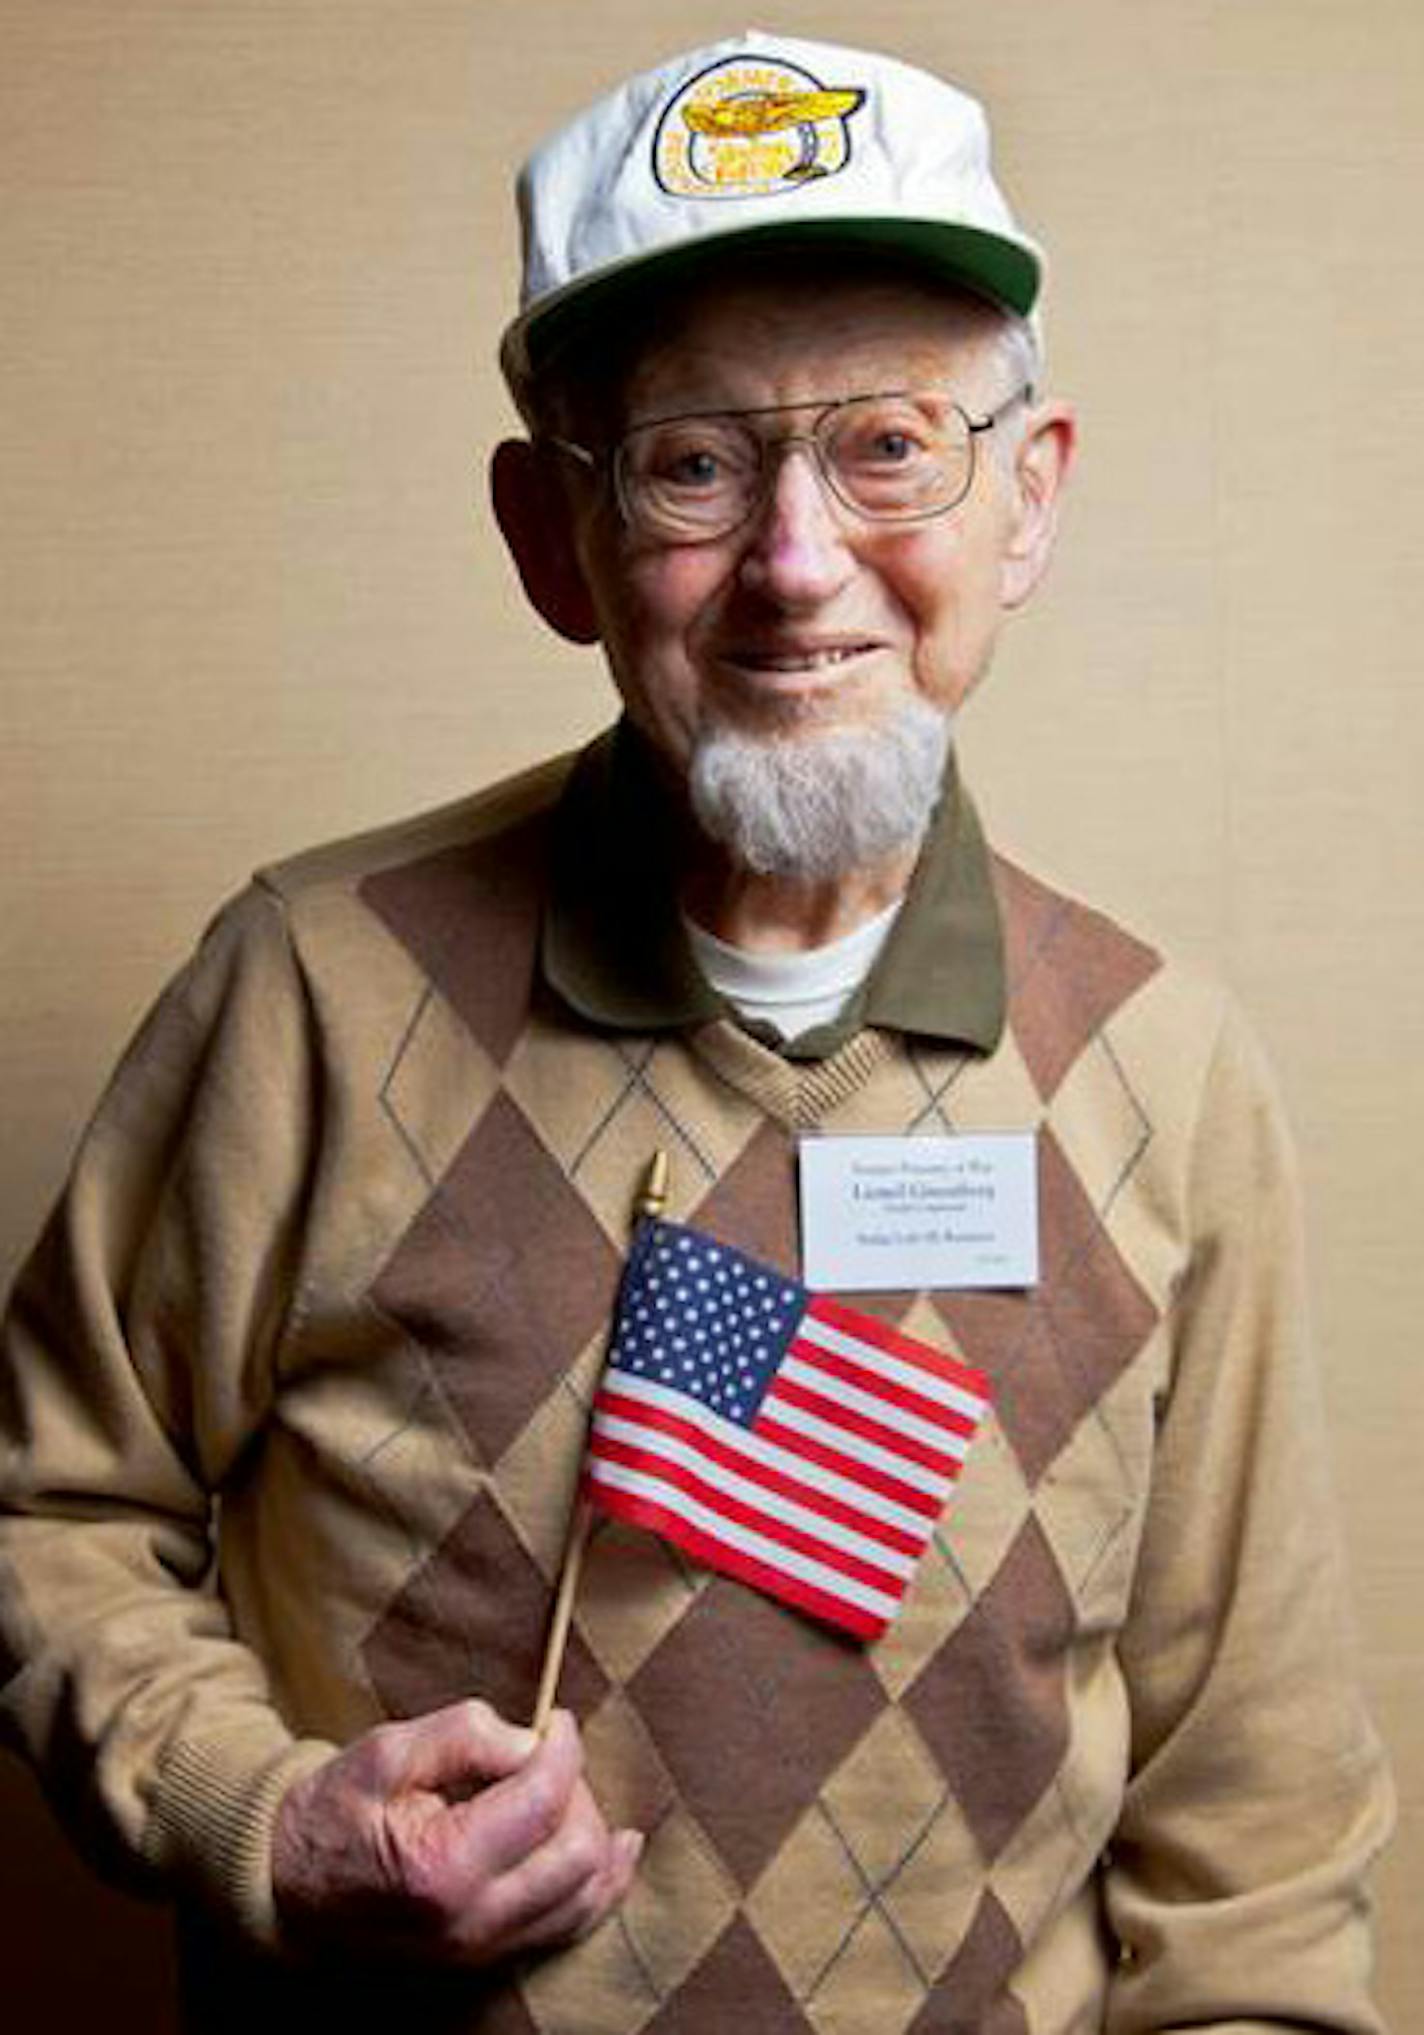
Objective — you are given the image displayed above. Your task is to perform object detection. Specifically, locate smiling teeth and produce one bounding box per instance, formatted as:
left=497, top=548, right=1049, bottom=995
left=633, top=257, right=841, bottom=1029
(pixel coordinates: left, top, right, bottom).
left=746, top=646, right=866, bottom=671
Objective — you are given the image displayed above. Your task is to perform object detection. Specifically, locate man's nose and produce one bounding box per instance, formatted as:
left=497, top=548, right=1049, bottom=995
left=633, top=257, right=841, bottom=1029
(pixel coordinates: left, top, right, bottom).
left=736, top=443, right=857, bottom=605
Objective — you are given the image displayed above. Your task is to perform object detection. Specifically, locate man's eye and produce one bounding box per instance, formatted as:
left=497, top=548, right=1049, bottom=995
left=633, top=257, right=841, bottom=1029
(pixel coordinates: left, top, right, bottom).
left=633, top=426, right=748, bottom=492
left=868, top=430, right=915, bottom=463
left=838, top=413, right=935, bottom=470
left=660, top=446, right=725, bottom=488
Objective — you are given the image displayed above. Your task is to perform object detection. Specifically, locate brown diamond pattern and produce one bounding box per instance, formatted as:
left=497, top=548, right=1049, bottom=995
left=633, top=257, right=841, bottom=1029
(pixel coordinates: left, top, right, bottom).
left=689, top=1118, right=800, bottom=1277
left=903, top=1518, right=1075, bottom=1865
left=744, top=1795, right=881, bottom=2004
left=620, top=1801, right=739, bottom=2007
left=994, top=854, right=1160, bottom=1104
left=362, top=1488, right=607, bottom=1726
left=819, top=1704, right=947, bottom=1889
left=361, top=814, right=549, bottom=1069
left=907, top=1891, right=1028, bottom=2033
left=373, top=1089, right=621, bottom=1465
left=935, top=1127, right=1157, bottom=1487
left=643, top=1917, right=807, bottom=2035
left=688, top=1118, right=914, bottom=1328
left=878, top=1788, right=988, bottom=1984
left=520, top=1897, right=662, bottom=2033
left=627, top=1578, right=883, bottom=1893
left=574, top=1515, right=708, bottom=1688
left=987, top=1751, right=1093, bottom=1955
left=802, top=1900, right=930, bottom=2033
left=872, top=1529, right=977, bottom=1702
left=581, top=1685, right=680, bottom=1841
left=502, top=1012, right=651, bottom=1182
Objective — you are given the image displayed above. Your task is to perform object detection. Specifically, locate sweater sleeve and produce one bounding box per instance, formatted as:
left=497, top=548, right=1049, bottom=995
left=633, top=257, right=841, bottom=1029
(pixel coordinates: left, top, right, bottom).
left=1102, top=1000, right=1394, bottom=2033
left=0, top=886, right=338, bottom=1946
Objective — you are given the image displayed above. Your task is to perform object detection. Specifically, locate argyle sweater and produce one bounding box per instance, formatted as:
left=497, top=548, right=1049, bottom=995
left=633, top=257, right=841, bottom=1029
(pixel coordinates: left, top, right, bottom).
left=0, top=746, right=1391, bottom=2034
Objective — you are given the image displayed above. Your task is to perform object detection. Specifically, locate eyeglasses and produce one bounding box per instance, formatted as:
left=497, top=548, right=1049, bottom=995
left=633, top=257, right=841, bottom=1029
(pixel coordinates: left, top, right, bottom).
left=550, top=385, right=1030, bottom=545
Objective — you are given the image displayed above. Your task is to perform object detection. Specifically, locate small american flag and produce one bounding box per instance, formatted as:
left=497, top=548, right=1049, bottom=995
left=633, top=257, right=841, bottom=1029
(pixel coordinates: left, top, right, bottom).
left=584, top=1216, right=992, bottom=1641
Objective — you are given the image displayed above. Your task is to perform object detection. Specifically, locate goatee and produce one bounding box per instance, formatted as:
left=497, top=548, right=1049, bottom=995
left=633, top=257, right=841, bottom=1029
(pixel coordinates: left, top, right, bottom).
left=687, top=694, right=952, bottom=882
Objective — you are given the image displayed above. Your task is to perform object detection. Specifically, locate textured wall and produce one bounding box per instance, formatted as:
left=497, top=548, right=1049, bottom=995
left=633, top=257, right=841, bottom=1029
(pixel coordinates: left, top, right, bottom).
left=2, top=1, right=1419, bottom=2023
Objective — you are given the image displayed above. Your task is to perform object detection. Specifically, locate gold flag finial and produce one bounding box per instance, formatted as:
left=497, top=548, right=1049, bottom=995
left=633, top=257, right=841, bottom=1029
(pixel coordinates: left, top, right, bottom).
left=636, top=1148, right=669, bottom=1221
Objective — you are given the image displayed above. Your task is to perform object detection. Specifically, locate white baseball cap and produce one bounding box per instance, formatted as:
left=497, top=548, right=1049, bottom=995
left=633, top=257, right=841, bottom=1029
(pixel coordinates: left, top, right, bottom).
left=500, top=30, right=1043, bottom=398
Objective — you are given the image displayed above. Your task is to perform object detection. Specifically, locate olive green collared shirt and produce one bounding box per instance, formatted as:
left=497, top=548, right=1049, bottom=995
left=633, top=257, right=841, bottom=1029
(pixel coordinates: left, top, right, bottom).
left=542, top=721, right=1005, bottom=1062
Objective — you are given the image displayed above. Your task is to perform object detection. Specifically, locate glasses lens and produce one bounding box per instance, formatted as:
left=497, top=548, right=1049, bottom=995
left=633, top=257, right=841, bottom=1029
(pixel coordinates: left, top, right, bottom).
left=619, top=416, right=760, bottom=540
left=822, top=395, right=972, bottom=518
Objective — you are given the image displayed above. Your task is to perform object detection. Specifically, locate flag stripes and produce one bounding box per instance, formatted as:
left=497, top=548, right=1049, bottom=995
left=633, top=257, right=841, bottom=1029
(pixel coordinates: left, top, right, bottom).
left=773, top=1362, right=970, bottom=1478
left=594, top=1374, right=936, bottom=1537
left=795, top=1302, right=991, bottom=1426
left=752, top=1407, right=944, bottom=1517
left=593, top=1486, right=891, bottom=1641
left=589, top=1448, right=908, bottom=1598
left=755, top=1386, right=955, bottom=1496
left=591, top=1390, right=922, bottom=1561
left=587, top=1467, right=902, bottom=1631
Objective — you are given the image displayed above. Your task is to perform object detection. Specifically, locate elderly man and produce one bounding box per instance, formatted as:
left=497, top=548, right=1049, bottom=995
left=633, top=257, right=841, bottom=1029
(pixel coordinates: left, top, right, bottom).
left=0, top=31, right=1391, bottom=2035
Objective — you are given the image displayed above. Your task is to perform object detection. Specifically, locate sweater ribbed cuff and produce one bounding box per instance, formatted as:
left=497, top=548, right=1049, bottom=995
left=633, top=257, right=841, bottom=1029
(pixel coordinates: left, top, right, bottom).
left=143, top=1726, right=337, bottom=1948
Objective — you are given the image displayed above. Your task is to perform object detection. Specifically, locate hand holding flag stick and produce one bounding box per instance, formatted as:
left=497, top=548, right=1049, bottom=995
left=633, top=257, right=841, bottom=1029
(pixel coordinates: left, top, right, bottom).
left=532, top=1149, right=669, bottom=1732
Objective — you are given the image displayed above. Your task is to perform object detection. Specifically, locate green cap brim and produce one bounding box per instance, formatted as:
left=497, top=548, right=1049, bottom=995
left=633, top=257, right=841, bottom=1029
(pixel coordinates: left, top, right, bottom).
left=502, top=215, right=1042, bottom=393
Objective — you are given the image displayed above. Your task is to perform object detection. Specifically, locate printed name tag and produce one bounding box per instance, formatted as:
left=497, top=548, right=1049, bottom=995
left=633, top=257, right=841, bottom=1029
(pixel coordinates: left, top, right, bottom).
left=798, top=1133, right=1039, bottom=1293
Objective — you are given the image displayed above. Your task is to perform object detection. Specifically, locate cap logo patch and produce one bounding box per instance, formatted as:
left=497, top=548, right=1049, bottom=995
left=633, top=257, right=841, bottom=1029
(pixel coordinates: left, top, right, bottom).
left=653, top=52, right=865, bottom=200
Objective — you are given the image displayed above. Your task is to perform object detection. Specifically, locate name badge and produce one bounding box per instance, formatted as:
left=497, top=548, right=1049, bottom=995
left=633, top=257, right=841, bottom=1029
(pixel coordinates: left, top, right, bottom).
left=798, top=1132, right=1039, bottom=1293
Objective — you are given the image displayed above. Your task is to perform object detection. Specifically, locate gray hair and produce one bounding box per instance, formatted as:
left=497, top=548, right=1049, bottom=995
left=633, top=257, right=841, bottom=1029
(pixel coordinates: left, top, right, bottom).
left=994, top=311, right=1043, bottom=400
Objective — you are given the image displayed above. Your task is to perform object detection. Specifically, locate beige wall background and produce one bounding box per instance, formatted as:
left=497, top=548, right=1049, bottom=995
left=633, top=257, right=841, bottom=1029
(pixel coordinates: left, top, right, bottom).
left=2, top=1, right=1419, bottom=2024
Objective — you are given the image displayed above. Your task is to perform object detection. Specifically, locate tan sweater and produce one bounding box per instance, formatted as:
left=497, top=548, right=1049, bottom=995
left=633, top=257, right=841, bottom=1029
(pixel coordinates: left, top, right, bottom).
left=0, top=737, right=1392, bottom=2032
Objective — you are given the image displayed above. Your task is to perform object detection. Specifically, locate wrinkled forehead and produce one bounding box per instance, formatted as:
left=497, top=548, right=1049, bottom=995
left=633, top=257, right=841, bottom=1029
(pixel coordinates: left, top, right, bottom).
left=531, top=247, right=1009, bottom=432
left=639, top=274, right=1003, bottom=411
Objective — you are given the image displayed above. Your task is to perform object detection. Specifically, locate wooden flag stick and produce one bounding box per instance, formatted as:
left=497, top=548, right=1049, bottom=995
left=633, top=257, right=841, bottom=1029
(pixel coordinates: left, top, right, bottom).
left=531, top=1149, right=669, bottom=1733
left=531, top=1497, right=593, bottom=1733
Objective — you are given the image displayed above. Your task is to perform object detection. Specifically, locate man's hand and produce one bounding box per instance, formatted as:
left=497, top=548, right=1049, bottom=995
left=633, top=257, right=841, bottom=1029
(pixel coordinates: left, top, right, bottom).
left=271, top=1700, right=642, bottom=1966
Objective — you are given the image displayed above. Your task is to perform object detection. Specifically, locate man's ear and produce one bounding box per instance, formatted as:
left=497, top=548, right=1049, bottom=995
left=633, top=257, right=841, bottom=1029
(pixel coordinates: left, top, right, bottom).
left=999, top=400, right=1077, bottom=612
left=490, top=438, right=601, bottom=645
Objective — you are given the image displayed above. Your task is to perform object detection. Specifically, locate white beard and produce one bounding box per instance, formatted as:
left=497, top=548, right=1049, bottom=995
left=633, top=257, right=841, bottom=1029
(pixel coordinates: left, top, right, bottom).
left=687, top=694, right=952, bottom=882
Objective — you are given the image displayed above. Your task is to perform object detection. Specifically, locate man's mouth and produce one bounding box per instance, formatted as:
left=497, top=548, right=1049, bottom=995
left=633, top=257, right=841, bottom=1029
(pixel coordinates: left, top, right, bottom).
left=725, top=640, right=879, bottom=677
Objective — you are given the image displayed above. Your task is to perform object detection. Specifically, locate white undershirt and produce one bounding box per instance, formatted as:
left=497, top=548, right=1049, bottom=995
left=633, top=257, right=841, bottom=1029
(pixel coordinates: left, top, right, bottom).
left=683, top=898, right=903, bottom=1040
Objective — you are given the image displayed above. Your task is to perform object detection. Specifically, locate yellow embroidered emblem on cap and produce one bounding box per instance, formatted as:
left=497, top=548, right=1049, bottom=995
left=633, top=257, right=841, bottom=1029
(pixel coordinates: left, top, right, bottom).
left=654, top=55, right=865, bottom=199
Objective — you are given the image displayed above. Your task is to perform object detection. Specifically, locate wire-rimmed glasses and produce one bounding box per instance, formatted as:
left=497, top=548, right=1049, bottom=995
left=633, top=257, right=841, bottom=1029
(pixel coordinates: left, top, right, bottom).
left=551, top=385, right=1030, bottom=544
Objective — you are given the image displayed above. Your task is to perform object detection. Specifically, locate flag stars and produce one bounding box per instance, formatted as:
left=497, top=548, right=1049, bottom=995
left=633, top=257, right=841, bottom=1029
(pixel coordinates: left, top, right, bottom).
left=608, top=1222, right=808, bottom=1420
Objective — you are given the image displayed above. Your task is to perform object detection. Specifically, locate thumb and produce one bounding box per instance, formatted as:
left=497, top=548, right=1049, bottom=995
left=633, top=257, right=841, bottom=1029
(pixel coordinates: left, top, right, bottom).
left=377, top=1699, right=540, bottom=1799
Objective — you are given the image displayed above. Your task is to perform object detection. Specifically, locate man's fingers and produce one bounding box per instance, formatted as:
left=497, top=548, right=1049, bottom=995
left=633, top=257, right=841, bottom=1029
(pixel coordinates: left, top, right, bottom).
left=436, top=1709, right=585, bottom=1878
left=453, top=1824, right=644, bottom=1962
left=361, top=1698, right=539, bottom=1800
left=503, top=1825, right=644, bottom=1955
left=274, top=1702, right=641, bottom=1969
